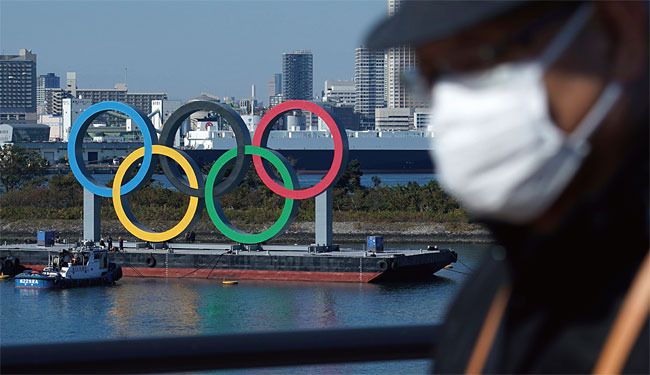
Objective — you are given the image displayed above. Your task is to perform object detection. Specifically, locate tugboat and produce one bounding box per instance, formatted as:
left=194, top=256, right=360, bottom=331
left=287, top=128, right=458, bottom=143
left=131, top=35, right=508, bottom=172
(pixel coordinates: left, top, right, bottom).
left=15, top=247, right=122, bottom=289
left=0, top=253, right=27, bottom=279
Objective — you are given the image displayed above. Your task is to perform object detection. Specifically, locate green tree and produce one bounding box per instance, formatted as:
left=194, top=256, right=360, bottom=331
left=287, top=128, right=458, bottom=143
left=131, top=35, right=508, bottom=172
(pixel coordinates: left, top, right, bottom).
left=0, top=145, right=48, bottom=193
left=335, top=159, right=363, bottom=193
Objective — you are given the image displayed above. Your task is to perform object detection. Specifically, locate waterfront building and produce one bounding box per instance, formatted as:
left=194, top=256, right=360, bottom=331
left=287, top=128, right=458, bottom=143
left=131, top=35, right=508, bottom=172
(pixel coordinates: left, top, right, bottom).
left=323, top=80, right=355, bottom=106
left=286, top=112, right=307, bottom=131
left=150, top=100, right=184, bottom=146
left=282, top=50, right=313, bottom=101
left=62, top=98, right=92, bottom=141
left=413, top=110, right=431, bottom=130
left=37, top=73, right=60, bottom=114
left=241, top=114, right=262, bottom=131
left=39, top=114, right=64, bottom=141
left=375, top=107, right=413, bottom=131
left=0, top=123, right=50, bottom=144
left=354, top=46, right=385, bottom=130
left=0, top=49, right=37, bottom=123
left=385, top=0, right=422, bottom=110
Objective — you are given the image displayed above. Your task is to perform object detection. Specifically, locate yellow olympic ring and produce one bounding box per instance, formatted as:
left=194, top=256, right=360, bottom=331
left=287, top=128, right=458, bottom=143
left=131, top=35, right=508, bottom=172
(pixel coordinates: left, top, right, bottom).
left=112, top=145, right=200, bottom=242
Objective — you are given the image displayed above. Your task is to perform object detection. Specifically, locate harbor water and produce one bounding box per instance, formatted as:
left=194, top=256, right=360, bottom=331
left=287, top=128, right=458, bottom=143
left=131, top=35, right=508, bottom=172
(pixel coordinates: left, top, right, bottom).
left=0, top=243, right=488, bottom=374
left=88, top=173, right=438, bottom=189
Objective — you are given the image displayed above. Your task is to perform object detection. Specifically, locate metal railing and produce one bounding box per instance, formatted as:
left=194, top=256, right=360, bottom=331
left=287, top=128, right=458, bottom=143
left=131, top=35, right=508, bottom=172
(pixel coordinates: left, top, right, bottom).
left=1, top=324, right=439, bottom=374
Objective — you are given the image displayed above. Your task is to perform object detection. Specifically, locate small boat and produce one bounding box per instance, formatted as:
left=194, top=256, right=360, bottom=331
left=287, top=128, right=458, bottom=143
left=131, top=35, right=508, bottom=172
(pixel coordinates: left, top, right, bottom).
left=15, top=248, right=122, bottom=289
left=222, top=280, right=238, bottom=285
left=0, top=254, right=26, bottom=277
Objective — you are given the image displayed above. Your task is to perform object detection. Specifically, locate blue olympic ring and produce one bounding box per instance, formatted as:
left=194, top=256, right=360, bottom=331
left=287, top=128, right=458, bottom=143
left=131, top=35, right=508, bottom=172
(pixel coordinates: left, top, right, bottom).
left=67, top=101, right=158, bottom=197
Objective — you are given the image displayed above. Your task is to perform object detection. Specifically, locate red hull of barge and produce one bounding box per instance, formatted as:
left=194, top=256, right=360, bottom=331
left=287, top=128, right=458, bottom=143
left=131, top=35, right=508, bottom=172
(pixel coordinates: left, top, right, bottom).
left=23, top=264, right=382, bottom=282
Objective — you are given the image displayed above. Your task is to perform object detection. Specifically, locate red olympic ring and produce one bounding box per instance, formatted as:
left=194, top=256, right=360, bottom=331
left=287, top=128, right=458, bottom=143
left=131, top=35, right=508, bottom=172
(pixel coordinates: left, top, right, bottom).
left=252, top=100, right=346, bottom=200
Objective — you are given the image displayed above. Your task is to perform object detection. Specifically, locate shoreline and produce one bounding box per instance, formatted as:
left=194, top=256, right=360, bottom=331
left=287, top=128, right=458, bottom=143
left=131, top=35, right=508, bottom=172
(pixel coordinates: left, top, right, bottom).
left=0, top=219, right=492, bottom=245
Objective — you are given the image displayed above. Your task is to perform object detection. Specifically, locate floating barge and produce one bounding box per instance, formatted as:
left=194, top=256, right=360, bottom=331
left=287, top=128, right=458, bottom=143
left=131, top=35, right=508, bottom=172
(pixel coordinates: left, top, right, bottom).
left=0, top=244, right=457, bottom=283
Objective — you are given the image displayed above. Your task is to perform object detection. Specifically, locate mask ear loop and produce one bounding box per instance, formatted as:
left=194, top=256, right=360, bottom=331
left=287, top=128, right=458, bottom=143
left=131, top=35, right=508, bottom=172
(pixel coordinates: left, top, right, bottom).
left=540, top=4, right=622, bottom=155
left=539, top=4, right=594, bottom=68
left=567, top=82, right=623, bottom=154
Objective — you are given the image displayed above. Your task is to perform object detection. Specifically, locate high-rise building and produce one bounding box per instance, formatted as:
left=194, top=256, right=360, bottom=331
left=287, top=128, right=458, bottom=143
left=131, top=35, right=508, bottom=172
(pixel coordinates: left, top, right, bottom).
left=0, top=49, right=37, bottom=122
left=281, top=50, right=313, bottom=101
left=385, top=0, right=419, bottom=109
left=37, top=73, right=60, bottom=112
left=323, top=80, right=355, bottom=106
left=44, top=88, right=70, bottom=116
left=354, top=46, right=385, bottom=130
left=268, top=73, right=282, bottom=104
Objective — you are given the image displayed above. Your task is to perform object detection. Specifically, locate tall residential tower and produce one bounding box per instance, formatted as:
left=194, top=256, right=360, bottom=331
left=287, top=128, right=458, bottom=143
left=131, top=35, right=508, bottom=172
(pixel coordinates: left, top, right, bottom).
left=281, top=50, right=313, bottom=101
left=385, top=0, right=418, bottom=109
left=354, top=46, right=385, bottom=130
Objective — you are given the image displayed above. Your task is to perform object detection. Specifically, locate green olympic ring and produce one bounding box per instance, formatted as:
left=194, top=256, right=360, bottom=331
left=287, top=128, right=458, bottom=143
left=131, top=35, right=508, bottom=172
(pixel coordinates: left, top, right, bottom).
left=205, top=145, right=300, bottom=244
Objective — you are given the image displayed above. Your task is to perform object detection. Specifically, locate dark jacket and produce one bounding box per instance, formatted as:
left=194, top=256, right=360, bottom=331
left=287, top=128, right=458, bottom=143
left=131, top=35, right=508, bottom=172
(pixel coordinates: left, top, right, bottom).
left=434, top=125, right=649, bottom=373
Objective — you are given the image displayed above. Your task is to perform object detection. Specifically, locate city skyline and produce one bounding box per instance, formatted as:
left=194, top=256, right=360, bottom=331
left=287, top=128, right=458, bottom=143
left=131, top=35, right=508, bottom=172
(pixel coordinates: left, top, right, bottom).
left=1, top=1, right=386, bottom=102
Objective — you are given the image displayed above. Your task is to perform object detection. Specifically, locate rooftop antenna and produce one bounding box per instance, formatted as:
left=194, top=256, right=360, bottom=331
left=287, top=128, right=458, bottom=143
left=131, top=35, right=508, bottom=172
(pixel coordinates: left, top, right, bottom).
left=124, top=67, right=128, bottom=88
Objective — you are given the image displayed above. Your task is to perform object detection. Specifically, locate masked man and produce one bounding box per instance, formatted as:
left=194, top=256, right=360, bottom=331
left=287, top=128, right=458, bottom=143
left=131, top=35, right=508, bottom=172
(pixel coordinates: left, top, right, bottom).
left=366, top=1, right=648, bottom=373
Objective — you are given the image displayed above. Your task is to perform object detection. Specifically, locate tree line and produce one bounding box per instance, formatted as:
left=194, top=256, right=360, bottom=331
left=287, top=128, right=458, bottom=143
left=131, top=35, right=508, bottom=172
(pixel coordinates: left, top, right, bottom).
left=0, top=145, right=468, bottom=225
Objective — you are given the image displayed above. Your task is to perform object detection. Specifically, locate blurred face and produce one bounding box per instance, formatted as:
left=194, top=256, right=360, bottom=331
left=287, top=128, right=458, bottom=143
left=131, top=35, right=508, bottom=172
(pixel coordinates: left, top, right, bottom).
left=415, top=1, right=648, bottom=230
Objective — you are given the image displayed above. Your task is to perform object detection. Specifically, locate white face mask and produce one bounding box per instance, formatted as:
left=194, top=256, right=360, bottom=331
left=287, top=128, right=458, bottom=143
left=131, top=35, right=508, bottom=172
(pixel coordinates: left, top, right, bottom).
left=428, top=4, right=622, bottom=224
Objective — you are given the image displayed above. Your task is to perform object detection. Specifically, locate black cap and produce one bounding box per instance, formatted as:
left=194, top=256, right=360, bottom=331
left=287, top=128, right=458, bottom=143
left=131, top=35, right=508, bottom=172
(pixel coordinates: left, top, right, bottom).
left=365, top=0, right=528, bottom=50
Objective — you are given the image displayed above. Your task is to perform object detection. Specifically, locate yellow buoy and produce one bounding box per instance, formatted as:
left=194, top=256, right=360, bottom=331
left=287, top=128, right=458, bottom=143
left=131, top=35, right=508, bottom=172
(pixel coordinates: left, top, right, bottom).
left=222, top=280, right=238, bottom=285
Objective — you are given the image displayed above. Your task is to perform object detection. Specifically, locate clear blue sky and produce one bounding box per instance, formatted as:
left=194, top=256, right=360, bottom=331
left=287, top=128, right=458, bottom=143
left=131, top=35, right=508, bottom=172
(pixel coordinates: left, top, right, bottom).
left=1, top=0, right=386, bottom=103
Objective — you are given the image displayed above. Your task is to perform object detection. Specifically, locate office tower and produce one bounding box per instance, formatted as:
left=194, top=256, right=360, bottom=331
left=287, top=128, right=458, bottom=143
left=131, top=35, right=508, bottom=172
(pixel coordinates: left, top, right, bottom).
left=354, top=46, right=385, bottom=130
left=0, top=49, right=37, bottom=122
left=281, top=50, right=313, bottom=101
left=323, top=80, right=355, bottom=106
left=268, top=73, right=282, bottom=103
left=385, top=0, right=419, bottom=109
left=37, top=73, right=60, bottom=112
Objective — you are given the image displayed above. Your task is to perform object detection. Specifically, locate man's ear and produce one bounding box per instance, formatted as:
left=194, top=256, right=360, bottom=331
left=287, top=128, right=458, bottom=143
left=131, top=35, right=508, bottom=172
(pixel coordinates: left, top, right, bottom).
left=597, top=1, right=648, bottom=82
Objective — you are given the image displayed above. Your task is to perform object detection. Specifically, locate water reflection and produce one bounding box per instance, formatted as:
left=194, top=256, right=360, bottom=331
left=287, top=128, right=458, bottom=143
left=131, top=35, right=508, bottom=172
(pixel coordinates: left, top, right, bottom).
left=106, top=279, right=202, bottom=338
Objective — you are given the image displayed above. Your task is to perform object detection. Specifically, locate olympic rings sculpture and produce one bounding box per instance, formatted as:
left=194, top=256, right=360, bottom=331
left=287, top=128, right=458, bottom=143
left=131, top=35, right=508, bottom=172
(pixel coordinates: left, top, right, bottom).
left=68, top=100, right=349, bottom=244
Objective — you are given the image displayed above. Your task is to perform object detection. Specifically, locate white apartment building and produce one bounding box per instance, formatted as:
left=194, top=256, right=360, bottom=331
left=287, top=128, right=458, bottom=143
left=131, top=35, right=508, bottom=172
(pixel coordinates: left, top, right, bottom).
left=375, top=107, right=413, bottom=131
left=62, top=98, right=92, bottom=141
left=413, top=109, right=431, bottom=131
left=323, top=80, right=355, bottom=106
